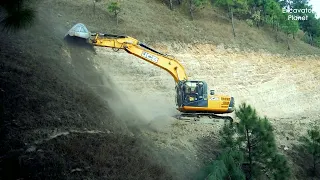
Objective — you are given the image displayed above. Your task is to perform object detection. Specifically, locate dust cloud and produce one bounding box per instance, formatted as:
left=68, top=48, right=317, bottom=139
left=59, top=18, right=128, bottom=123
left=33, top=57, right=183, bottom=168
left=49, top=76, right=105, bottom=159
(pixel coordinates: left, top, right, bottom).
left=97, top=70, right=178, bottom=133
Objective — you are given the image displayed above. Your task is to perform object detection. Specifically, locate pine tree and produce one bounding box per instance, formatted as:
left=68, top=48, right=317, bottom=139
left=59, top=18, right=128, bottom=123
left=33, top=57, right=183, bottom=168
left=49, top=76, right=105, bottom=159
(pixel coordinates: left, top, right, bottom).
left=0, top=0, right=36, bottom=32
left=235, top=103, right=291, bottom=179
left=107, top=1, right=121, bottom=25
left=271, top=153, right=291, bottom=180
left=219, top=120, right=238, bottom=150
left=279, top=13, right=299, bottom=50
left=299, top=125, right=320, bottom=177
left=188, top=0, right=208, bottom=20
left=214, top=0, right=248, bottom=37
left=198, top=149, right=245, bottom=180
left=219, top=150, right=245, bottom=180
left=200, top=103, right=291, bottom=179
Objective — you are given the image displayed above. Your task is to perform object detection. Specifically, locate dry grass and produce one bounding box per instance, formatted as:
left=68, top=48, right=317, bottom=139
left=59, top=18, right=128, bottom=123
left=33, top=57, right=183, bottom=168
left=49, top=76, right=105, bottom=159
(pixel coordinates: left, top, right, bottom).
left=48, top=0, right=320, bottom=55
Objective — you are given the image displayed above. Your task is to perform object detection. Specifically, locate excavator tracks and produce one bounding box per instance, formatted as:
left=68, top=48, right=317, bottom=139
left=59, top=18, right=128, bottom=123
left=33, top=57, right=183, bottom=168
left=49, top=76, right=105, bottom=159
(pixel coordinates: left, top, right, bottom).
left=173, top=113, right=233, bottom=124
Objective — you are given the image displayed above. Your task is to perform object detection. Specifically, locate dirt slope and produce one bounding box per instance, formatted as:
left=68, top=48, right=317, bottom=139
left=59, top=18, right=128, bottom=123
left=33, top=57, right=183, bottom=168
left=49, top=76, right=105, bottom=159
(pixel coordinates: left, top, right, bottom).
left=0, top=2, right=179, bottom=180
left=94, top=42, right=320, bottom=176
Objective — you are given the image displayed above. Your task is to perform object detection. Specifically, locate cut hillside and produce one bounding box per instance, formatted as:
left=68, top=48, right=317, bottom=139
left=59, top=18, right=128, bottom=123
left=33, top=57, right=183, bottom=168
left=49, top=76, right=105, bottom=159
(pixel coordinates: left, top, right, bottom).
left=95, top=42, right=320, bottom=179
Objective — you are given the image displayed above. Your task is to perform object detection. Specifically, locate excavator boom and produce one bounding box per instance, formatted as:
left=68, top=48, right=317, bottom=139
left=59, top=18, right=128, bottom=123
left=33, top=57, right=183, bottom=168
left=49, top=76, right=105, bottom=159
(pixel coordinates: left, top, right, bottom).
left=66, top=23, right=235, bottom=122
left=89, top=33, right=188, bottom=82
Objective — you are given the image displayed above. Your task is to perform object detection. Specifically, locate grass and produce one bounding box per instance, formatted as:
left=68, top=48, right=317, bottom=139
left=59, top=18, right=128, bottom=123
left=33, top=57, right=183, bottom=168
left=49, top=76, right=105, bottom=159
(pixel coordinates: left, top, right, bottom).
left=49, top=0, right=320, bottom=55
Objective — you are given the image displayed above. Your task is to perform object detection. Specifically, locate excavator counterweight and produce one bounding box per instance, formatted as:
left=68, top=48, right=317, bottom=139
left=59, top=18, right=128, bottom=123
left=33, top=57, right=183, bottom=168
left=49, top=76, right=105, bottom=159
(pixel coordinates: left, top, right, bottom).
left=66, top=23, right=235, bottom=122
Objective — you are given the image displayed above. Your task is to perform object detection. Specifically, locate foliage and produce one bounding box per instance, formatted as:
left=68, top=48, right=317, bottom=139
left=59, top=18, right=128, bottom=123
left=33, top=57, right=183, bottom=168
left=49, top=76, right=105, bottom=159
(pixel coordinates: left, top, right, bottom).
left=0, top=0, right=36, bottom=32
left=160, top=0, right=320, bottom=47
left=107, top=1, right=121, bottom=25
left=206, top=150, right=245, bottom=180
left=280, top=13, right=299, bottom=35
left=188, top=0, right=209, bottom=20
left=271, top=153, right=291, bottom=180
left=107, top=1, right=121, bottom=16
left=196, top=149, right=245, bottom=180
left=246, top=19, right=254, bottom=27
left=200, top=103, right=291, bottom=180
left=298, top=125, right=320, bottom=177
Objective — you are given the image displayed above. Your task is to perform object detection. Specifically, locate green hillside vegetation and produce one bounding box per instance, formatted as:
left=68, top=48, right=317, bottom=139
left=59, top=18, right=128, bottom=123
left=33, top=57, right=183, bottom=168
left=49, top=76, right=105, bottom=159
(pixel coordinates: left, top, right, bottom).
left=161, top=0, right=320, bottom=51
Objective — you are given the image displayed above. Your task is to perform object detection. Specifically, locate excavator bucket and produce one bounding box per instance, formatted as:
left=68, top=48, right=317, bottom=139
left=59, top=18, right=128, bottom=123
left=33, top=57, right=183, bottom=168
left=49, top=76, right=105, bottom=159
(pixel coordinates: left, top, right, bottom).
left=66, top=23, right=91, bottom=39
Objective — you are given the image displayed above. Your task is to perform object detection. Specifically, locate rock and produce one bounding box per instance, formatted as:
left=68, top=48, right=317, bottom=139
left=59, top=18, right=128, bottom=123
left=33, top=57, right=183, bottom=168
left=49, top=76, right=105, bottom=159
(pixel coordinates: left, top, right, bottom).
left=26, top=146, right=36, bottom=152
left=71, top=168, right=83, bottom=173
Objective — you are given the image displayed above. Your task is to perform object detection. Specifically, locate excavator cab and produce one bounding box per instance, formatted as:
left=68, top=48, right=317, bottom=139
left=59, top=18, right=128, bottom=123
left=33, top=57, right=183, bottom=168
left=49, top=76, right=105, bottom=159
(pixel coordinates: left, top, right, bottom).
left=175, top=81, right=208, bottom=109
left=176, top=80, right=234, bottom=114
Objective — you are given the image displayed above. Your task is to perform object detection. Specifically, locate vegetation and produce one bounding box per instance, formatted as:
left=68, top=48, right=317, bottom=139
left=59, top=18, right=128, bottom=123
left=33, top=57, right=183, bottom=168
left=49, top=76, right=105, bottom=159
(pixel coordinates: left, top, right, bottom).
left=161, top=0, right=320, bottom=48
left=198, top=103, right=291, bottom=179
left=188, top=0, right=209, bottom=20
left=298, top=125, right=320, bottom=178
left=107, top=1, right=121, bottom=25
left=214, top=0, right=248, bottom=37
left=0, top=0, right=36, bottom=32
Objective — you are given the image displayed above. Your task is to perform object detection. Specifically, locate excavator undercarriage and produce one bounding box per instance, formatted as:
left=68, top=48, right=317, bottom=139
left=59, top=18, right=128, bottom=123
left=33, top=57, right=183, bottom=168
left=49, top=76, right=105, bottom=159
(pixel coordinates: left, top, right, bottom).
left=174, top=113, right=233, bottom=123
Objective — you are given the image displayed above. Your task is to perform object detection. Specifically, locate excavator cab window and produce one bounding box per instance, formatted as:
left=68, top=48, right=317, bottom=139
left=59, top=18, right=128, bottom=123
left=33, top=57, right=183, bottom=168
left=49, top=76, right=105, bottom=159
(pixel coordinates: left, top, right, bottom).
left=176, top=81, right=208, bottom=108
left=183, top=81, right=205, bottom=102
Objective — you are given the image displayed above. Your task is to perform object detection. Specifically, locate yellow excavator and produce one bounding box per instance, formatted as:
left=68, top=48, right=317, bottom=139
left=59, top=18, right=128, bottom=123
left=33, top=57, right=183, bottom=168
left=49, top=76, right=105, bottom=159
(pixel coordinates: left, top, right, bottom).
left=66, top=23, right=235, bottom=121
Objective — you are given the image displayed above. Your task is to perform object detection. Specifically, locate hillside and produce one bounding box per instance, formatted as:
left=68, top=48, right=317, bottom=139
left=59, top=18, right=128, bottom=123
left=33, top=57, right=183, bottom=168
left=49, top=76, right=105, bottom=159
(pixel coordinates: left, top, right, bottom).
left=50, top=0, right=320, bottom=55
left=1, top=0, right=320, bottom=179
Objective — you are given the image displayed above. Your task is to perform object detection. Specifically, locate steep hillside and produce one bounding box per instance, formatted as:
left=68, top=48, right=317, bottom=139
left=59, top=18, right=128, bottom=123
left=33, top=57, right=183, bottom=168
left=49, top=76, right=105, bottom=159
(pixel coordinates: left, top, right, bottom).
left=0, top=2, right=181, bottom=179
left=49, top=0, right=320, bottom=55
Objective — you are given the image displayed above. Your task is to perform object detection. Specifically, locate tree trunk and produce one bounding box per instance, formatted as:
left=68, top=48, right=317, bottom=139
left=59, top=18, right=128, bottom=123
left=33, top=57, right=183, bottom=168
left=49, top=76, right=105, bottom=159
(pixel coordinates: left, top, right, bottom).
left=114, top=11, right=119, bottom=25
left=309, top=33, right=313, bottom=46
left=116, top=14, right=118, bottom=25
left=93, top=0, right=96, bottom=15
left=313, top=152, right=316, bottom=177
left=0, top=88, right=4, bottom=130
left=287, top=33, right=290, bottom=50
left=272, top=17, right=275, bottom=30
left=169, top=0, right=173, bottom=10
left=275, top=24, right=279, bottom=42
left=246, top=128, right=252, bottom=180
left=230, top=6, right=236, bottom=38
left=189, top=0, right=194, bottom=20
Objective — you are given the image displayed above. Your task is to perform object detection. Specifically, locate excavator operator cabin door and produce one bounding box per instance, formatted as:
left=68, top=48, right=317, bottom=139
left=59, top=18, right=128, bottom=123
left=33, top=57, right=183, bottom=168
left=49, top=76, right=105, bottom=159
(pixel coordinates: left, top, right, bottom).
left=175, top=82, right=184, bottom=108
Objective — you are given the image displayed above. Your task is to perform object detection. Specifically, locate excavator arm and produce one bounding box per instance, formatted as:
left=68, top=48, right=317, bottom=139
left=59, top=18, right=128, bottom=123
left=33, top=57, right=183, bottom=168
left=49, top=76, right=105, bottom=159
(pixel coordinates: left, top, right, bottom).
left=89, top=32, right=188, bottom=82
left=66, top=23, right=235, bottom=121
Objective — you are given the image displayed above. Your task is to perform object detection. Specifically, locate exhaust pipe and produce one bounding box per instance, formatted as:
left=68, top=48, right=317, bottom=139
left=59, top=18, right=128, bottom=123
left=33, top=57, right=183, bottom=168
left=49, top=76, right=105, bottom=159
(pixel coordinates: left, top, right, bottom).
left=65, top=23, right=91, bottom=39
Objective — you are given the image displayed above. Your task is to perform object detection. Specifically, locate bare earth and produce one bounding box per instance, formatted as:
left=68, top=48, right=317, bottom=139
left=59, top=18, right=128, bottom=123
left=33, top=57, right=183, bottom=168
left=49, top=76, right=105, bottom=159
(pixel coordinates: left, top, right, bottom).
left=93, top=43, right=320, bottom=158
